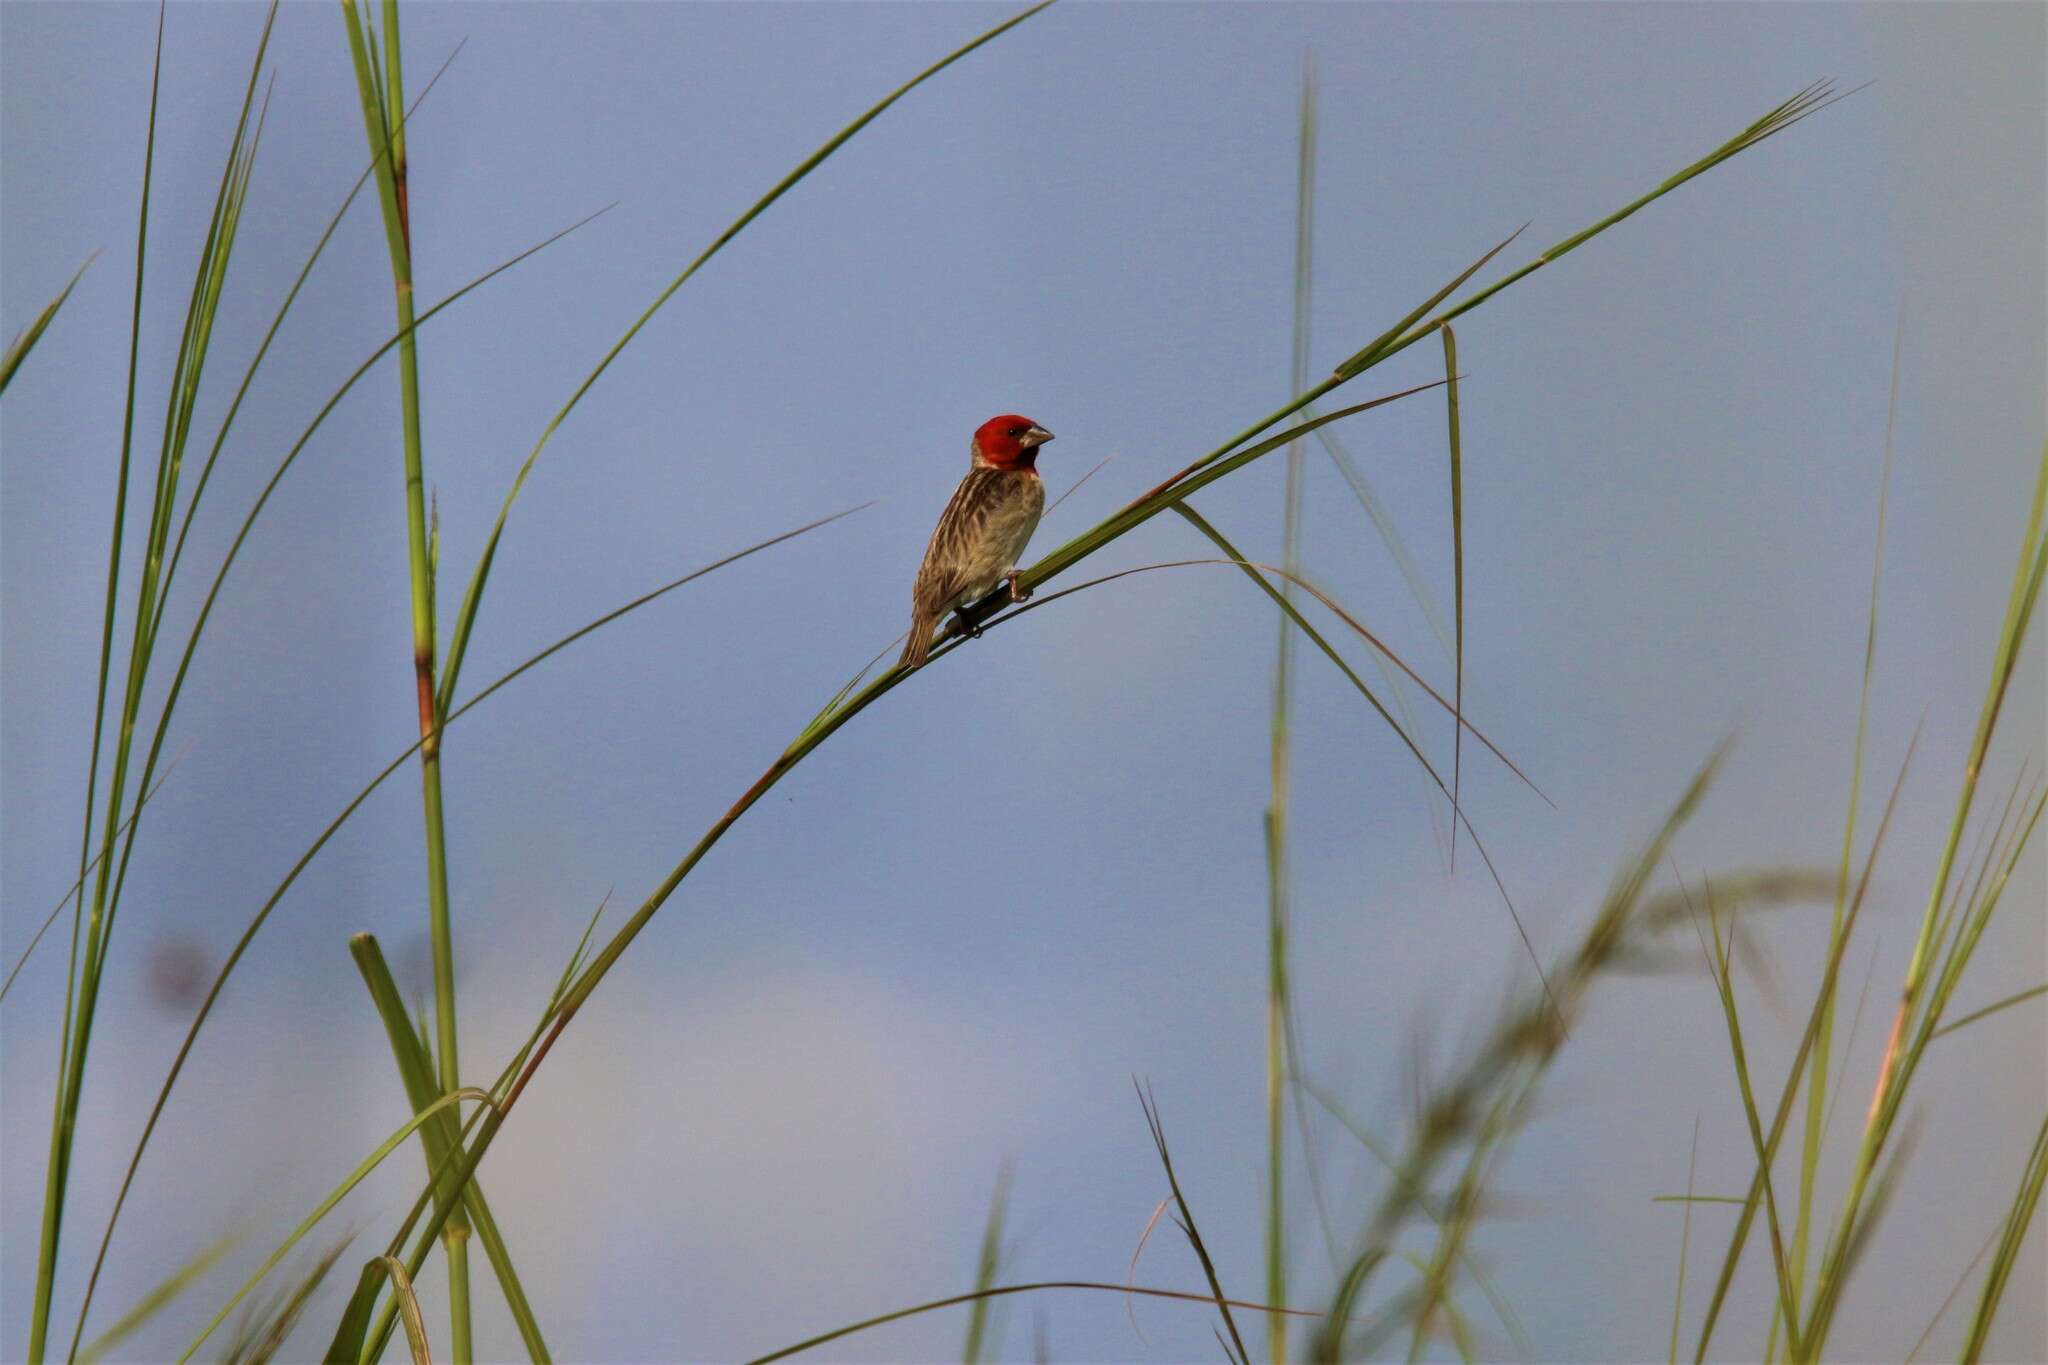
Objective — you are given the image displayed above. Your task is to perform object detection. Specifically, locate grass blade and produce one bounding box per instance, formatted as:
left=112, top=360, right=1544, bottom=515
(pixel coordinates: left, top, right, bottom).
left=1374, top=84, right=1851, bottom=369
left=0, top=253, right=96, bottom=396
left=1264, top=59, right=1318, bottom=1361
left=1330, top=226, right=1527, bottom=381
left=961, top=1164, right=1012, bottom=1365
left=1, top=754, right=184, bottom=1005
left=1299, top=1079, right=1532, bottom=1358
left=1669, top=1117, right=1701, bottom=1365
left=748, top=1280, right=1329, bottom=1365
left=150, top=38, right=466, bottom=655
left=1781, top=305, right=1901, bottom=1365
left=179, top=1089, right=489, bottom=1361
left=1960, top=1110, right=2048, bottom=1363
left=375, top=1257, right=433, bottom=1365
left=1801, top=441, right=2048, bottom=1356
left=1690, top=885, right=1804, bottom=1357
left=343, top=87, right=1853, bottom=1324
left=1170, top=504, right=1556, bottom=1014
left=433, top=0, right=1056, bottom=718
left=1929, top=982, right=2048, bottom=1041
left=77, top=1231, right=236, bottom=1364
left=1137, top=1083, right=1250, bottom=1365
left=223, top=1240, right=350, bottom=1365
left=1691, top=734, right=1920, bottom=1361
left=352, top=937, right=550, bottom=1362
left=67, top=204, right=606, bottom=1353
left=80, top=511, right=867, bottom=1329
left=1441, top=324, right=1465, bottom=866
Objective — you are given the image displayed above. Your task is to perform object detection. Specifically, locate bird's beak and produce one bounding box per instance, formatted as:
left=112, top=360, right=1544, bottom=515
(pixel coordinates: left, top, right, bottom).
left=1022, top=425, right=1055, bottom=448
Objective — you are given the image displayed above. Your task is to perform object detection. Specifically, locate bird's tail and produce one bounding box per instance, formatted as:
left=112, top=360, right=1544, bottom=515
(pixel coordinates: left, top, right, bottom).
left=898, top=612, right=937, bottom=669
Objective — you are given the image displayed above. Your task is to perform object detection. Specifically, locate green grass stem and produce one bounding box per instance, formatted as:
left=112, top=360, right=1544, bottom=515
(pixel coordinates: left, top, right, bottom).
left=1799, top=441, right=2048, bottom=1358
left=338, top=1, right=474, bottom=1352
left=178, top=1088, right=491, bottom=1361
left=352, top=936, right=550, bottom=1362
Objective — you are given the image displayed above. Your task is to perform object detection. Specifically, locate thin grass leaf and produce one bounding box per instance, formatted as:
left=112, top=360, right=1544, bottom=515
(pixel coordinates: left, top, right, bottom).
left=551, top=893, right=612, bottom=1010
left=1783, top=305, right=1902, bottom=1364
left=351, top=936, right=549, bottom=1363
left=1403, top=1118, right=1495, bottom=1365
left=1690, top=885, right=1804, bottom=1357
left=962, top=1163, right=1012, bottom=1365
left=1832, top=1108, right=1923, bottom=1312
left=746, top=1280, right=1332, bottom=1365
left=360, top=88, right=1853, bottom=1319
left=1299, top=411, right=1459, bottom=862
left=1669, top=1117, right=1700, bottom=1365
left=1930, top=982, right=2048, bottom=1041
left=88, top=0, right=276, bottom=998
left=39, top=8, right=271, bottom=1357
left=1170, top=505, right=1558, bottom=1019
left=1044, top=453, right=1112, bottom=518
left=1263, top=64, right=1325, bottom=1354
left=70, top=204, right=608, bottom=1354
left=1125, top=1196, right=1173, bottom=1343
left=1819, top=942, right=1882, bottom=1139
left=35, top=11, right=166, bottom=1356
left=374, top=1258, right=432, bottom=1365
left=1375, top=84, right=1852, bottom=368
left=1331, top=227, right=1527, bottom=381
left=1137, top=1083, right=1251, bottom=1365
left=0, top=253, right=96, bottom=396
left=1441, top=324, right=1465, bottom=868
left=223, top=1239, right=349, bottom=1365
left=1905, top=1221, right=2003, bottom=1363
left=1692, top=733, right=1921, bottom=1361
left=433, top=0, right=1056, bottom=719
left=151, top=40, right=468, bottom=652
left=1805, top=484, right=2048, bottom=1360
left=179, top=1089, right=489, bottom=1361
left=1299, top=1078, right=1533, bottom=1358
left=1309, top=418, right=1452, bottom=660
left=1313, top=747, right=1827, bottom=1362
left=344, top=923, right=654, bottom=1365
left=1960, top=1109, right=2048, bottom=1363
left=1109, top=235, right=1521, bottom=544
left=77, top=1230, right=236, bottom=1364
left=1, top=752, right=184, bottom=1005
left=81, top=506, right=854, bottom=1355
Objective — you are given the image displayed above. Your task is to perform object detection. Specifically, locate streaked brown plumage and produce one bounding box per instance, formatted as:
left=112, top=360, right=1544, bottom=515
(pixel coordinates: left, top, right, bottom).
left=899, top=414, right=1055, bottom=668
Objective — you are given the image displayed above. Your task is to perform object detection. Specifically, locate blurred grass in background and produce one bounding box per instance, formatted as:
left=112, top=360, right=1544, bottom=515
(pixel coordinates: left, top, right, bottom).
left=2, top=3, right=2041, bottom=1361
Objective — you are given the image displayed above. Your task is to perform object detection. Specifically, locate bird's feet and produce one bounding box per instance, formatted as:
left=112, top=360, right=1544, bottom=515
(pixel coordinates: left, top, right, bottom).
left=1005, top=570, right=1032, bottom=604
left=953, top=609, right=983, bottom=640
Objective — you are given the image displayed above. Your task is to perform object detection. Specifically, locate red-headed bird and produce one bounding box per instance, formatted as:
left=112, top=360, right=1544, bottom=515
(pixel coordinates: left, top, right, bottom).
left=899, top=414, right=1056, bottom=668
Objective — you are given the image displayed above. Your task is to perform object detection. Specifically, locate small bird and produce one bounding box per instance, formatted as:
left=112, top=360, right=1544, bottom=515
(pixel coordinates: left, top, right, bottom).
left=899, top=414, right=1056, bottom=668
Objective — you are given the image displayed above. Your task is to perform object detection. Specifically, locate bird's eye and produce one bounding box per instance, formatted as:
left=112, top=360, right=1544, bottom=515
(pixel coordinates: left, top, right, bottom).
left=1007, top=426, right=1026, bottom=438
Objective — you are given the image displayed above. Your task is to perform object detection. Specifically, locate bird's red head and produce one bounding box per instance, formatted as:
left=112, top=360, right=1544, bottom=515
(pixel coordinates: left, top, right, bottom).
left=972, top=414, right=1055, bottom=471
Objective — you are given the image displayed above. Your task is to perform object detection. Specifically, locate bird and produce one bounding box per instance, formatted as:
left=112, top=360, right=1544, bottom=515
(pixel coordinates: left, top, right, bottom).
left=899, top=414, right=1056, bottom=668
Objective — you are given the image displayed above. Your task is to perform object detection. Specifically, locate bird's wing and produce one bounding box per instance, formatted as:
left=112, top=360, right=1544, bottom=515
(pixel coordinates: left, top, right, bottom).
left=912, top=466, right=1005, bottom=616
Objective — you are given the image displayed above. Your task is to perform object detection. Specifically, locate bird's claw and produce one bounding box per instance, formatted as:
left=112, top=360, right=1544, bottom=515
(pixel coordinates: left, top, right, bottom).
left=1006, top=570, right=1032, bottom=604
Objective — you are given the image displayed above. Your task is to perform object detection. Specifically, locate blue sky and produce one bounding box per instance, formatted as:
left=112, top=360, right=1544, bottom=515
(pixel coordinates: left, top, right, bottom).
left=3, top=3, right=2042, bottom=1361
